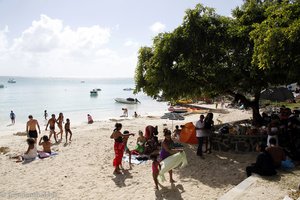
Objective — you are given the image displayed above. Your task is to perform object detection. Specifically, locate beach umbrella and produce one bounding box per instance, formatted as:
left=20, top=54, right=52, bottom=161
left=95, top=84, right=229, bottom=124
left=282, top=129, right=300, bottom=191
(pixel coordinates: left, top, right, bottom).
left=161, top=112, right=185, bottom=130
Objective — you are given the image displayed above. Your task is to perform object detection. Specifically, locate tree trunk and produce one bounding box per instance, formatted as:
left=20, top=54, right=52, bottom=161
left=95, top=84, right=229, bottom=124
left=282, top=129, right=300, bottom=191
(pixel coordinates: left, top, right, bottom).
left=249, top=100, right=262, bottom=126
left=227, top=90, right=262, bottom=126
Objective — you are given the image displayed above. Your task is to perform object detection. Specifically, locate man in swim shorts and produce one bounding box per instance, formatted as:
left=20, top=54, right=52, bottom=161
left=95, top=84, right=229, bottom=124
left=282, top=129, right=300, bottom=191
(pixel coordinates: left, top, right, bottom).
left=46, top=114, right=58, bottom=143
left=26, top=115, right=41, bottom=143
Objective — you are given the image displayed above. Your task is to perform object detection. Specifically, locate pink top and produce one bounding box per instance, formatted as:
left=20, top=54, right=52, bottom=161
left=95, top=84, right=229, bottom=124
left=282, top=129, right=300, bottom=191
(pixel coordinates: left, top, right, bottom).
left=152, top=161, right=160, bottom=174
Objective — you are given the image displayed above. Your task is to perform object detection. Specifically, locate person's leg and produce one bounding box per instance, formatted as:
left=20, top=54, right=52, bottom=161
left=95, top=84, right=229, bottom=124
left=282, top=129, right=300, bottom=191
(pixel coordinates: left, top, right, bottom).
left=169, top=170, right=175, bottom=183
left=53, top=131, right=58, bottom=143
left=49, top=132, right=53, bottom=140
left=128, top=151, right=132, bottom=167
left=60, top=126, right=63, bottom=140
left=153, top=173, right=159, bottom=190
left=69, top=130, right=72, bottom=141
left=207, top=136, right=212, bottom=154
left=197, top=137, right=203, bottom=156
left=65, top=130, right=68, bottom=143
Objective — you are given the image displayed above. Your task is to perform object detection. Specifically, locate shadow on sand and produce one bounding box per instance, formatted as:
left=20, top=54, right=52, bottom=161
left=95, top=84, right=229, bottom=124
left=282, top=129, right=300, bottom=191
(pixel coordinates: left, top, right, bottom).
left=111, top=169, right=133, bottom=187
left=155, top=183, right=184, bottom=200
left=176, top=143, right=282, bottom=189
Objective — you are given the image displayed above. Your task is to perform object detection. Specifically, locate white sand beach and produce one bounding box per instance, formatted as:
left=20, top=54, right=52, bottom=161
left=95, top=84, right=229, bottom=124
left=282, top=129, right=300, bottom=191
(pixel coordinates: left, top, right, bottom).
left=0, top=107, right=299, bottom=200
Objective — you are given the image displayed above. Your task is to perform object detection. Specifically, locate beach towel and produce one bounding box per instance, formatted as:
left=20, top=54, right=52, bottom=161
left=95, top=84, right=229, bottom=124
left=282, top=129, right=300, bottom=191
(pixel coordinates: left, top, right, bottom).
left=158, top=151, right=188, bottom=182
left=38, top=151, right=58, bottom=159
left=122, top=154, right=148, bottom=165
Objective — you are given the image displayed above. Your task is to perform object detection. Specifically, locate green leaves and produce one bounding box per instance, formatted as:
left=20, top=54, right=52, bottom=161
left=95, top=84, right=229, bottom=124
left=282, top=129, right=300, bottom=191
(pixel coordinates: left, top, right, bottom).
left=134, top=1, right=300, bottom=102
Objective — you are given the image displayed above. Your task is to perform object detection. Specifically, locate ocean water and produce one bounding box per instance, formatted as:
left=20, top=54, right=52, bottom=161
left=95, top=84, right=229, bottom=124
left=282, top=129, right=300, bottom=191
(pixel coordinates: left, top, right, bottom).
left=0, top=76, right=168, bottom=134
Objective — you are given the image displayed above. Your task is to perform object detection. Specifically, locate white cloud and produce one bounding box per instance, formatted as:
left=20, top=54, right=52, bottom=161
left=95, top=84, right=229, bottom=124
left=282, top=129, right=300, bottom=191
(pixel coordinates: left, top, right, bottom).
left=0, top=25, right=9, bottom=51
left=124, top=39, right=139, bottom=47
left=149, top=22, right=166, bottom=34
left=0, top=15, right=136, bottom=78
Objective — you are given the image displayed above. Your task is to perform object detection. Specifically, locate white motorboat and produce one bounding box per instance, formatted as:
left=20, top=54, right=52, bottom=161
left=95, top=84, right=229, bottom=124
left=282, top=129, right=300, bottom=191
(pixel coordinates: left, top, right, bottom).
left=90, top=89, right=98, bottom=96
left=114, top=97, right=140, bottom=104
left=7, top=78, right=16, bottom=83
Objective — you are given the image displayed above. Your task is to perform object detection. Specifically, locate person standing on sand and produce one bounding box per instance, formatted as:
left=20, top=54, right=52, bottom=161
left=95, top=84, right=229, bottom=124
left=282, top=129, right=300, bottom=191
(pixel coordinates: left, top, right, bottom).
left=56, top=112, right=64, bottom=141
left=195, top=114, right=205, bottom=159
left=65, top=118, right=72, bottom=143
left=160, top=129, right=182, bottom=183
left=204, top=112, right=214, bottom=154
left=150, top=154, right=161, bottom=190
left=122, top=130, right=135, bottom=169
left=26, top=115, right=41, bottom=143
left=10, top=110, right=16, bottom=124
left=110, top=123, right=134, bottom=174
left=45, top=114, right=58, bottom=143
left=44, top=110, right=48, bottom=120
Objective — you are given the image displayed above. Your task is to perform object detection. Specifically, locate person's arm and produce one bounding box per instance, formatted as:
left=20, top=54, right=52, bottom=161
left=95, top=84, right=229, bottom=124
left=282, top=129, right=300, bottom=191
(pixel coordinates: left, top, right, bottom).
left=26, top=122, right=29, bottom=133
left=37, top=121, right=41, bottom=134
left=38, top=138, right=43, bottom=146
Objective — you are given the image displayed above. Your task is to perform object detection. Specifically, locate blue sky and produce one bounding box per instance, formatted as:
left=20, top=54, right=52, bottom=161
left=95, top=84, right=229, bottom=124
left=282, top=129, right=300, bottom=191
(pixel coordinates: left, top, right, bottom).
left=0, top=0, right=243, bottom=78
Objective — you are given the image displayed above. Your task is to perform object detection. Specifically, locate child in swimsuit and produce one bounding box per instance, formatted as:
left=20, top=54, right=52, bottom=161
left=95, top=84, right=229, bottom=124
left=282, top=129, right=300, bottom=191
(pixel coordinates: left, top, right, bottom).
left=150, top=154, right=161, bottom=190
left=123, top=130, right=134, bottom=169
left=65, top=118, right=72, bottom=143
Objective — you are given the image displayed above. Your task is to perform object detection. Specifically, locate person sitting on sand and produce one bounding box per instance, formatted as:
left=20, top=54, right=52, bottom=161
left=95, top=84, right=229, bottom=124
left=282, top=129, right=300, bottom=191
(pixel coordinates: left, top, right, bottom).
left=160, top=128, right=182, bottom=183
left=26, top=115, right=41, bottom=143
left=122, top=130, right=134, bottom=169
left=266, top=138, right=286, bottom=168
left=135, top=130, right=146, bottom=154
left=172, top=125, right=181, bottom=140
left=87, top=114, right=94, bottom=124
left=246, top=143, right=277, bottom=177
left=45, top=114, right=58, bottom=143
left=65, top=118, right=72, bottom=143
left=12, top=138, right=37, bottom=162
left=38, top=135, right=51, bottom=154
left=110, top=123, right=134, bottom=174
left=150, top=154, right=161, bottom=190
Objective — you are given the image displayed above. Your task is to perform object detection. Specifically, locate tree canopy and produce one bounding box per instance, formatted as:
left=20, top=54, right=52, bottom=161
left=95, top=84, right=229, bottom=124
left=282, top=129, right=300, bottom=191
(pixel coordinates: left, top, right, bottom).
left=134, top=0, right=300, bottom=124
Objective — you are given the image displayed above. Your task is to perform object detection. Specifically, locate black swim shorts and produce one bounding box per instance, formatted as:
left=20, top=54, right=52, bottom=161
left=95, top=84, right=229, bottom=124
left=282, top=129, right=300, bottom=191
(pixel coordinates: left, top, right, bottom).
left=28, top=130, right=38, bottom=138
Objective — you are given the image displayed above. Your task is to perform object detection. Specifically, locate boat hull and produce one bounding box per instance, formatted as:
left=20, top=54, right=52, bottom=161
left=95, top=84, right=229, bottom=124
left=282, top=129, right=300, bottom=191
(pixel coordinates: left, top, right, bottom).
left=114, top=98, right=138, bottom=104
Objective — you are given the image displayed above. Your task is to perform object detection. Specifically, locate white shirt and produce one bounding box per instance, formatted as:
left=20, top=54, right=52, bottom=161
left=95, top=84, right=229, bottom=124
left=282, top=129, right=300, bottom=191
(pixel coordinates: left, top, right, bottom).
left=195, top=120, right=205, bottom=137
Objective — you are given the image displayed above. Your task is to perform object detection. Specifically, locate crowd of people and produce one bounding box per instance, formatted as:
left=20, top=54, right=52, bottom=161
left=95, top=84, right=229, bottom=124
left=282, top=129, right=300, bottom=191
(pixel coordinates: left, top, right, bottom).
left=110, top=122, right=184, bottom=190
left=11, top=112, right=73, bottom=163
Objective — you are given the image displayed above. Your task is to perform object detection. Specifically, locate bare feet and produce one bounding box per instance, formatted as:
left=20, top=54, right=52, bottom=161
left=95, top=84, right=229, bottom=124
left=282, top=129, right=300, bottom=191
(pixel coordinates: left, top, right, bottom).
left=113, top=170, right=122, bottom=174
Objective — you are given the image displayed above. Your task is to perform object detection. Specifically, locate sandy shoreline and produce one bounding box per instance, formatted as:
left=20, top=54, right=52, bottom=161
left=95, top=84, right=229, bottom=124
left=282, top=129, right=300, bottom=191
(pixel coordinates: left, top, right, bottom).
left=0, top=107, right=299, bottom=200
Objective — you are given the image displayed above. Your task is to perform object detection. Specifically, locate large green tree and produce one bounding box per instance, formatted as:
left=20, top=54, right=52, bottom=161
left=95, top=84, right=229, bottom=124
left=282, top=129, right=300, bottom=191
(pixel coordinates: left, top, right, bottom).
left=134, top=1, right=300, bottom=125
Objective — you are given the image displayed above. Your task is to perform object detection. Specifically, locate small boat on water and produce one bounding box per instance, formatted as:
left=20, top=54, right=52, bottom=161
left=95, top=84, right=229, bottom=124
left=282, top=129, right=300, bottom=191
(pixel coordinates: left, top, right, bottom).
left=168, top=106, right=188, bottom=113
left=0, top=84, right=4, bottom=88
left=114, top=97, right=140, bottom=104
left=7, top=78, right=16, bottom=83
left=123, top=88, right=134, bottom=91
left=90, top=89, right=98, bottom=96
left=95, top=88, right=102, bottom=91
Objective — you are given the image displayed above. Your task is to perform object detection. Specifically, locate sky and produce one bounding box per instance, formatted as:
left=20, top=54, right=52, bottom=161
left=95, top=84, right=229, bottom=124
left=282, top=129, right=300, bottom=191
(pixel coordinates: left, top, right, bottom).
left=0, top=0, right=243, bottom=78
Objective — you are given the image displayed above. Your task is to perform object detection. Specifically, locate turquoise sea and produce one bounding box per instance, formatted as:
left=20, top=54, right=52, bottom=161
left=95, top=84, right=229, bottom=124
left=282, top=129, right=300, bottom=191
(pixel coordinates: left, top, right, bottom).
left=0, top=76, right=168, bottom=134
